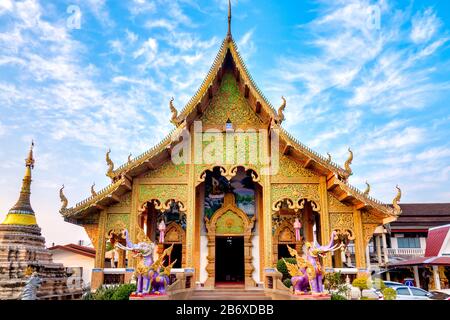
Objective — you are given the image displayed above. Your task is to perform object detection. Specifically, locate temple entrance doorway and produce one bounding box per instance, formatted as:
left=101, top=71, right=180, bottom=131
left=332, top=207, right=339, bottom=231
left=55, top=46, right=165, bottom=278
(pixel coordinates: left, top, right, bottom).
left=215, top=236, right=244, bottom=285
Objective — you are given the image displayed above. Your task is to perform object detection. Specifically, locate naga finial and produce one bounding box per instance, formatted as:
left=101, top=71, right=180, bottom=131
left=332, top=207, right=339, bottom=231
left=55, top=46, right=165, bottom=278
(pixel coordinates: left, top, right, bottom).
left=327, top=152, right=332, bottom=163
left=170, top=97, right=180, bottom=126
left=90, top=182, right=97, bottom=197
left=344, top=148, right=353, bottom=176
left=393, top=185, right=402, bottom=215
left=276, top=96, right=286, bottom=124
left=59, top=185, right=68, bottom=213
left=106, top=149, right=114, bottom=179
left=128, top=153, right=132, bottom=164
left=363, top=181, right=370, bottom=196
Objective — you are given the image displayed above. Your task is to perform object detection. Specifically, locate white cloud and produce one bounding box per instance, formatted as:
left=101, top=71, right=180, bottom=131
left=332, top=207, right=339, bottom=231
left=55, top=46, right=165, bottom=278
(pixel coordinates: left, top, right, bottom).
left=411, top=8, right=441, bottom=44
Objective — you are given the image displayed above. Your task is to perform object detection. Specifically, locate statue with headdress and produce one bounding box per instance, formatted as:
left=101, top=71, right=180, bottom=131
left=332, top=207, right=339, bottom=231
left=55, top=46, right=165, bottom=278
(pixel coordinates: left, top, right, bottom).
left=115, top=227, right=176, bottom=296
left=283, top=231, right=342, bottom=295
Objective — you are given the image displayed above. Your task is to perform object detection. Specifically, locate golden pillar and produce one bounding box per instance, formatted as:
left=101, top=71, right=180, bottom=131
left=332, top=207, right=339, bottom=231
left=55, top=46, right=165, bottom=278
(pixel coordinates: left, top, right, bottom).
left=128, top=181, right=140, bottom=268
left=261, top=129, right=273, bottom=267
left=185, top=125, right=196, bottom=270
left=353, top=208, right=366, bottom=272
left=319, top=176, right=332, bottom=268
left=94, top=210, right=107, bottom=268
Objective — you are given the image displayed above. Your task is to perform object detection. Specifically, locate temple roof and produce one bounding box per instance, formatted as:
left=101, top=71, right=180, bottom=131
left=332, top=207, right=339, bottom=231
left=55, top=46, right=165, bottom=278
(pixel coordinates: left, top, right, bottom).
left=390, top=203, right=450, bottom=231
left=60, top=5, right=400, bottom=223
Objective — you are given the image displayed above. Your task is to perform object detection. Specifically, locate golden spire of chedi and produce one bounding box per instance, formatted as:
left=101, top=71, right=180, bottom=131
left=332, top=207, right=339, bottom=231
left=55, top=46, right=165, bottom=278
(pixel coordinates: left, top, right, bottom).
left=2, top=141, right=37, bottom=225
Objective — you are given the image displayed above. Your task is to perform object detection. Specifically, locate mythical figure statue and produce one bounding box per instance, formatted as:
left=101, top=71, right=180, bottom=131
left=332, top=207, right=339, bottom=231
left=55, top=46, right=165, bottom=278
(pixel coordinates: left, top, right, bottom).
left=284, top=231, right=342, bottom=295
left=116, top=228, right=156, bottom=295
left=21, top=269, right=42, bottom=300
left=148, top=246, right=176, bottom=295
left=115, top=228, right=175, bottom=296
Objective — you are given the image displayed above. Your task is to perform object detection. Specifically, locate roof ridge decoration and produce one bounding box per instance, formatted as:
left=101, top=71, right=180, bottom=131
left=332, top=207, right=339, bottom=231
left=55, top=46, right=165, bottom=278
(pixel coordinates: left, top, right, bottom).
left=278, top=127, right=348, bottom=176
left=169, top=97, right=184, bottom=127
left=344, top=148, right=353, bottom=178
left=106, top=149, right=114, bottom=181
left=393, top=185, right=402, bottom=215
left=60, top=177, right=126, bottom=217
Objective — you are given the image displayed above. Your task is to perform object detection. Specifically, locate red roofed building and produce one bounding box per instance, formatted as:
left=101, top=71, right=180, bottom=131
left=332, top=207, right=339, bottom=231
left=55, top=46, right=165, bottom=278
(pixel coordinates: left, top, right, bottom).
left=387, top=224, right=450, bottom=291
left=48, top=242, right=96, bottom=287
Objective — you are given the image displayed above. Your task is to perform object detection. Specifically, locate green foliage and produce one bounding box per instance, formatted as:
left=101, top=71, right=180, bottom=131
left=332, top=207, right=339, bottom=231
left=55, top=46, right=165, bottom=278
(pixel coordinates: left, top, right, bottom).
left=382, top=288, right=397, bottom=300
left=111, top=284, right=137, bottom=300
left=352, top=277, right=372, bottom=292
left=276, top=258, right=297, bottom=280
left=87, top=284, right=137, bottom=300
left=283, top=278, right=292, bottom=288
left=331, top=293, right=347, bottom=300
left=324, top=271, right=343, bottom=291
left=324, top=272, right=349, bottom=299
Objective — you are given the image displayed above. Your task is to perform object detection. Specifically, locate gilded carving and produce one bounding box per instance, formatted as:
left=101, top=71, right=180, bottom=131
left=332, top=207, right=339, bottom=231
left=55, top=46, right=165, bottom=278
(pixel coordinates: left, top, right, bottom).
left=201, top=73, right=262, bottom=126
left=216, top=210, right=245, bottom=234
left=276, top=155, right=316, bottom=179
left=362, top=211, right=382, bottom=224
left=271, top=184, right=321, bottom=212
left=106, top=214, right=130, bottom=233
left=110, top=192, right=132, bottom=208
left=330, top=213, right=355, bottom=240
left=328, top=193, right=353, bottom=212
left=138, top=184, right=188, bottom=207
left=363, top=223, right=379, bottom=247
left=143, top=161, right=188, bottom=179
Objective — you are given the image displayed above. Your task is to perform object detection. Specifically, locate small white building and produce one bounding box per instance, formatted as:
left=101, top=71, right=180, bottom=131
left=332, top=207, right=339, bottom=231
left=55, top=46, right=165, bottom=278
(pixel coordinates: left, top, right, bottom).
left=48, top=243, right=96, bottom=287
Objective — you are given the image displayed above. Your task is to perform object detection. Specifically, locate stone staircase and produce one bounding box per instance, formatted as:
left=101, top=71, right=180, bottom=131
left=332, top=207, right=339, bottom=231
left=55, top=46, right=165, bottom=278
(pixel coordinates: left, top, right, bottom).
left=188, top=288, right=272, bottom=300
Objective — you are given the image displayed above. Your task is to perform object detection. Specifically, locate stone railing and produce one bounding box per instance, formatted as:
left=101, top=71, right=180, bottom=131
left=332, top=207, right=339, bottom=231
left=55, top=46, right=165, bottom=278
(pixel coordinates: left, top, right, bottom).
left=387, top=248, right=425, bottom=257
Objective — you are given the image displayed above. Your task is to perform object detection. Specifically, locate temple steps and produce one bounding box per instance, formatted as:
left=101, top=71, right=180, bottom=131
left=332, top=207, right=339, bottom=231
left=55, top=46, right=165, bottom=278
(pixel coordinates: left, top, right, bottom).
left=189, top=288, right=272, bottom=300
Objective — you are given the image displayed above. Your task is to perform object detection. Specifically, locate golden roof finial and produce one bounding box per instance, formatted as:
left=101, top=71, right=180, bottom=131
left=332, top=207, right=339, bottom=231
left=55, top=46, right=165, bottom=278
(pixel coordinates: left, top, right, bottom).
left=169, top=97, right=180, bottom=126
left=344, top=148, right=353, bottom=176
left=90, top=182, right=97, bottom=197
left=327, top=152, right=332, bottom=163
left=106, top=149, right=114, bottom=180
left=59, top=185, right=68, bottom=213
left=128, top=153, right=132, bottom=164
left=363, top=181, right=370, bottom=196
left=227, top=0, right=232, bottom=37
left=2, top=142, right=38, bottom=225
left=276, top=96, right=286, bottom=124
left=393, top=185, right=402, bottom=215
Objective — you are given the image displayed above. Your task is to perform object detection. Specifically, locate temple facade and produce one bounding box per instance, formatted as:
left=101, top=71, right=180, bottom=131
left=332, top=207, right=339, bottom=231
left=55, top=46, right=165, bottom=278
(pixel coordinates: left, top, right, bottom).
left=59, top=6, right=402, bottom=290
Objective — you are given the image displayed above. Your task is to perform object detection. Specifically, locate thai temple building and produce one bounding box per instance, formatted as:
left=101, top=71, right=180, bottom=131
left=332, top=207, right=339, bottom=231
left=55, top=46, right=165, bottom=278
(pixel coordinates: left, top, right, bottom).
left=0, top=143, right=81, bottom=299
left=59, top=3, right=402, bottom=291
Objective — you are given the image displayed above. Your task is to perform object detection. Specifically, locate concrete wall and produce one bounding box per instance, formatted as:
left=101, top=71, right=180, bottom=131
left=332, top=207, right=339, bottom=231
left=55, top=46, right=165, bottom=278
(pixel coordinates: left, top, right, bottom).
left=50, top=249, right=94, bottom=286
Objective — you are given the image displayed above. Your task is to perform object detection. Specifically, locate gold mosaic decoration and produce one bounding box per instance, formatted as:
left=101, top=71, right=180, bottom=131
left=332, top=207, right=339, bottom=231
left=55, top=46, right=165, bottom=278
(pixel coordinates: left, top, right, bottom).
left=201, top=73, right=262, bottom=126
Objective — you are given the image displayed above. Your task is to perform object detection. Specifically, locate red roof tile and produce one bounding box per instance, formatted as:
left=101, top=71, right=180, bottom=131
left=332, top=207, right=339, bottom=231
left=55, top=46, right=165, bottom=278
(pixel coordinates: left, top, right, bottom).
left=425, top=225, right=450, bottom=257
left=48, top=243, right=96, bottom=258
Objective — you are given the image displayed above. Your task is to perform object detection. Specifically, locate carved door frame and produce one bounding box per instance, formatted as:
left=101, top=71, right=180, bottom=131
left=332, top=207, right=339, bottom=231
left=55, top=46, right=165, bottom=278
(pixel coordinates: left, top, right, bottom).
left=204, top=193, right=256, bottom=288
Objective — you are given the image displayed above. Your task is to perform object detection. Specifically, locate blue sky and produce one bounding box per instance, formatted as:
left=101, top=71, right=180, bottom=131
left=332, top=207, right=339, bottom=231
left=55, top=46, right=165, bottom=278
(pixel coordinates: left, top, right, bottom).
left=0, top=0, right=450, bottom=246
